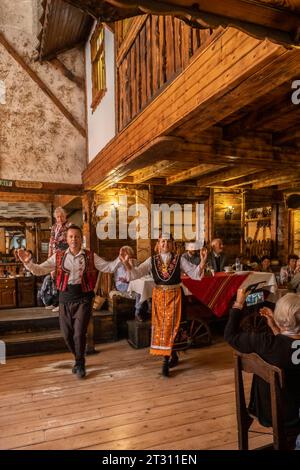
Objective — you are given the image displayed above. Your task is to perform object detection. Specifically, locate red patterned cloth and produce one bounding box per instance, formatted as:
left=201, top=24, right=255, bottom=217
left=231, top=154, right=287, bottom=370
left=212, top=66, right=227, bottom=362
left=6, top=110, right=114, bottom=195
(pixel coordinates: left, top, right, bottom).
left=182, top=272, right=250, bottom=317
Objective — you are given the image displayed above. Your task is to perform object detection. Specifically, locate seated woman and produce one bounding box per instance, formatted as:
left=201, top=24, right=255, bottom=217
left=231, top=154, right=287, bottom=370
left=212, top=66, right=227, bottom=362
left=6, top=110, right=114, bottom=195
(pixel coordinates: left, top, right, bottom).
left=114, top=245, right=151, bottom=322
left=224, top=292, right=300, bottom=448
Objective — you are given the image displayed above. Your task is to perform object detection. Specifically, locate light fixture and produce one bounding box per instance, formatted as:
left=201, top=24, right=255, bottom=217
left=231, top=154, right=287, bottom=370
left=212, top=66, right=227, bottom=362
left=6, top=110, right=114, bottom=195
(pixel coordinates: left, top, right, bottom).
left=224, top=206, right=234, bottom=220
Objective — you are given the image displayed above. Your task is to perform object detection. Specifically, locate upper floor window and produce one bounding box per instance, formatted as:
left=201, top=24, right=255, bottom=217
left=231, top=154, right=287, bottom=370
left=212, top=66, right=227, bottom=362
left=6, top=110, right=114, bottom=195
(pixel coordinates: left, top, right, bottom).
left=90, top=23, right=106, bottom=112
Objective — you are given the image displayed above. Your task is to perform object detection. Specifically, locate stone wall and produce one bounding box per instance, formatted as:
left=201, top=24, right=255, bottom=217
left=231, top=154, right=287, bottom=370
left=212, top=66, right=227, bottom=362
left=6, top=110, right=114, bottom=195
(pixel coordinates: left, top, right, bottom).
left=0, top=0, right=86, bottom=184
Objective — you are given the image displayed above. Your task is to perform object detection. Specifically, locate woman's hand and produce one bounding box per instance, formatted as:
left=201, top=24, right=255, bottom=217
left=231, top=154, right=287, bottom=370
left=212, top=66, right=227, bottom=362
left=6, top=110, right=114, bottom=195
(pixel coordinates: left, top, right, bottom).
left=17, top=249, right=32, bottom=264
left=200, top=247, right=208, bottom=263
left=235, top=288, right=247, bottom=306
left=119, top=248, right=131, bottom=268
left=259, top=306, right=280, bottom=334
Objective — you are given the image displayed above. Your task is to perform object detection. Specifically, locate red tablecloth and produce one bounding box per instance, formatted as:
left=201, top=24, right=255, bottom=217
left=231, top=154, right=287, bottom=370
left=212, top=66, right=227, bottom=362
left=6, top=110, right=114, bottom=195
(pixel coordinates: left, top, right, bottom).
left=182, top=272, right=250, bottom=317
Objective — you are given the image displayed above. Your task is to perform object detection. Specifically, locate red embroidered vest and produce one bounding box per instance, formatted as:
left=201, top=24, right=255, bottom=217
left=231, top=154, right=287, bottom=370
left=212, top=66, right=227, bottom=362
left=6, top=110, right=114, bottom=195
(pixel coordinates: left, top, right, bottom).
left=56, top=250, right=98, bottom=292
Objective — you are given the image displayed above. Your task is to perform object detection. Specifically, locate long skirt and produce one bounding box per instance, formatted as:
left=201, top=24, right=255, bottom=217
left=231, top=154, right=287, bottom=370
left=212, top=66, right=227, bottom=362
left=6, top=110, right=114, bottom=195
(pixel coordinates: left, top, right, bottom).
left=150, top=285, right=181, bottom=357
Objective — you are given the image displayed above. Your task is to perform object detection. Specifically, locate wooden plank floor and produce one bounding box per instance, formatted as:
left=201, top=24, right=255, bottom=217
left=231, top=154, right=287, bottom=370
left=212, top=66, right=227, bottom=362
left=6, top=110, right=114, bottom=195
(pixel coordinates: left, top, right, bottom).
left=0, top=339, right=273, bottom=450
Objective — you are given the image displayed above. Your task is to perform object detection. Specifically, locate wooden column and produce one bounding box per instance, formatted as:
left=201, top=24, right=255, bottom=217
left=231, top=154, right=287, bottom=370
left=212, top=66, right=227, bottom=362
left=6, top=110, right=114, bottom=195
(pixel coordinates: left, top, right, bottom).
left=82, top=191, right=98, bottom=354
left=25, top=227, right=36, bottom=255
left=0, top=228, right=5, bottom=253
left=82, top=192, right=97, bottom=252
left=136, top=189, right=152, bottom=262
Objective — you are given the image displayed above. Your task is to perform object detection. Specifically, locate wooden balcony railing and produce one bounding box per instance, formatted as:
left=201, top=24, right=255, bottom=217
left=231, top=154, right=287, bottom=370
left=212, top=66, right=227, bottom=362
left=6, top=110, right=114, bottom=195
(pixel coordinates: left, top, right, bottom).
left=116, top=15, right=214, bottom=132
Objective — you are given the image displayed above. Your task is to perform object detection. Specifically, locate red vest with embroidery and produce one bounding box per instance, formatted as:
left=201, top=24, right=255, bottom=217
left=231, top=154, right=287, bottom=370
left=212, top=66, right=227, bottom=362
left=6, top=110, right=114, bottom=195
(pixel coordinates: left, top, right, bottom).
left=56, top=250, right=98, bottom=292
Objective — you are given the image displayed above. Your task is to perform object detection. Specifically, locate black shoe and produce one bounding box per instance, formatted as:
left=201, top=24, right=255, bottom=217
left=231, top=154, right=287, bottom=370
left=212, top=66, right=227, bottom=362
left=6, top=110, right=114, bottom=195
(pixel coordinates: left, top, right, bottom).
left=162, top=358, right=169, bottom=377
left=169, top=352, right=179, bottom=369
left=72, top=364, right=78, bottom=374
left=76, top=365, right=86, bottom=379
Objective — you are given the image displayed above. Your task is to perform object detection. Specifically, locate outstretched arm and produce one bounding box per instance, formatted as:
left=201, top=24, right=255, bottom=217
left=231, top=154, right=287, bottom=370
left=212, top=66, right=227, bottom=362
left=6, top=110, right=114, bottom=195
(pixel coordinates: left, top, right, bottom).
left=93, top=253, right=121, bottom=273
left=17, top=249, right=56, bottom=276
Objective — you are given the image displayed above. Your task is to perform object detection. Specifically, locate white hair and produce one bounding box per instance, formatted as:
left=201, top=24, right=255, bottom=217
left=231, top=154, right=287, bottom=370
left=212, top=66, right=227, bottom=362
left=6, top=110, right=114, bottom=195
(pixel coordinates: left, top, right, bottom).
left=54, top=206, right=67, bottom=218
left=274, top=293, right=300, bottom=334
left=121, top=245, right=134, bottom=256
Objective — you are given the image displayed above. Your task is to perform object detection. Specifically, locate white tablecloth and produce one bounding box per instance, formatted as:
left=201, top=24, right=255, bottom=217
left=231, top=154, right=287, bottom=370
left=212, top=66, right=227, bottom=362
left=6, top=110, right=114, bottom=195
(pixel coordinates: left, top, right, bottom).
left=127, top=276, right=155, bottom=303
left=127, top=271, right=278, bottom=304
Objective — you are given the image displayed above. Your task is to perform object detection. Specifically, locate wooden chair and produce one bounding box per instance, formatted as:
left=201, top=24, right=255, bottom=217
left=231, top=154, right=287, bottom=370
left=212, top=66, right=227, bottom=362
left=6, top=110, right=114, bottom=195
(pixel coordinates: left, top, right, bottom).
left=234, top=351, right=300, bottom=450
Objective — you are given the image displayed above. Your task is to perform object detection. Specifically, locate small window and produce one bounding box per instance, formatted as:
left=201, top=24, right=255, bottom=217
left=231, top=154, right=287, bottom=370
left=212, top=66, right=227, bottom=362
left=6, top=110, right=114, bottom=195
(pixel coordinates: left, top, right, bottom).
left=90, top=23, right=106, bottom=112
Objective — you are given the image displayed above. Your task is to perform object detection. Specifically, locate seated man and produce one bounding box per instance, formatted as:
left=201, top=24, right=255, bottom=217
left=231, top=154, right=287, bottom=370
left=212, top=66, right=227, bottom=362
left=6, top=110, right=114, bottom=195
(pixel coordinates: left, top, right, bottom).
left=182, top=241, right=201, bottom=266
left=114, top=246, right=151, bottom=322
left=280, top=254, right=299, bottom=285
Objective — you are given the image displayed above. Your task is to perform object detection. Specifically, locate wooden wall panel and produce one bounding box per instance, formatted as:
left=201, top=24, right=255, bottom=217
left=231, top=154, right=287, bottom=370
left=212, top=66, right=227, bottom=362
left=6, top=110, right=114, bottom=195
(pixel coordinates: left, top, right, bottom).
left=116, top=15, right=214, bottom=131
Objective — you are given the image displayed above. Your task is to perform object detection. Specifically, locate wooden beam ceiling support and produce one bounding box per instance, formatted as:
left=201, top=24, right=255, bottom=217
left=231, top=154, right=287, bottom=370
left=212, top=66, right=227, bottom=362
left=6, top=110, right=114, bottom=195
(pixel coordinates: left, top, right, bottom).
left=0, top=31, right=86, bottom=138
left=131, top=160, right=178, bottom=183
left=50, top=57, right=84, bottom=89
left=65, top=0, right=300, bottom=47
left=166, top=164, right=225, bottom=185
left=196, top=166, right=258, bottom=187
left=252, top=171, right=300, bottom=190
left=0, top=182, right=83, bottom=196
left=223, top=92, right=293, bottom=140
left=0, top=192, right=53, bottom=204
left=168, top=138, right=300, bottom=169
left=274, top=125, right=300, bottom=146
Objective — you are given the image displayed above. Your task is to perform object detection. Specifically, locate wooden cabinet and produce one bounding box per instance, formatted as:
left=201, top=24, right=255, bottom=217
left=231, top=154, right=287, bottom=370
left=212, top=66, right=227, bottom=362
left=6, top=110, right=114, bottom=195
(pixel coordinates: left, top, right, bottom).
left=17, top=277, right=36, bottom=308
left=0, top=279, right=17, bottom=308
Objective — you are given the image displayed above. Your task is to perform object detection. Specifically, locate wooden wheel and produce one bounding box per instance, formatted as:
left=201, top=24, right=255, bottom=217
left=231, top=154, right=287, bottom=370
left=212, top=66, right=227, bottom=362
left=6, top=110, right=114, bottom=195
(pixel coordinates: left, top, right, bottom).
left=188, top=318, right=212, bottom=347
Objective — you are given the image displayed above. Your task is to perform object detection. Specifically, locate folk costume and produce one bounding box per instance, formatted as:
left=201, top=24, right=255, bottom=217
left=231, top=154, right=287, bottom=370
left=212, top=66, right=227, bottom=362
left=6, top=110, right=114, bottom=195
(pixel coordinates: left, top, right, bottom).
left=127, top=240, right=204, bottom=376
left=24, top=249, right=120, bottom=377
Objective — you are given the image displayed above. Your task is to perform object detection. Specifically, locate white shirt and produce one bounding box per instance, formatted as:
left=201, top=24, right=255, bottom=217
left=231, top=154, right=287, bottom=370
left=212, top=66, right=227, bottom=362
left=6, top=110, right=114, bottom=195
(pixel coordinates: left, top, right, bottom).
left=127, top=253, right=203, bottom=281
left=25, top=249, right=120, bottom=285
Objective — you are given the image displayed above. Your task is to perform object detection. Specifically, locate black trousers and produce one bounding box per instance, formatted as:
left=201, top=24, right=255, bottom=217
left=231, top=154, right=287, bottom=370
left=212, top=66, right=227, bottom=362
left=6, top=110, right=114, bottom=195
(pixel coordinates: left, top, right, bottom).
left=59, top=300, right=92, bottom=365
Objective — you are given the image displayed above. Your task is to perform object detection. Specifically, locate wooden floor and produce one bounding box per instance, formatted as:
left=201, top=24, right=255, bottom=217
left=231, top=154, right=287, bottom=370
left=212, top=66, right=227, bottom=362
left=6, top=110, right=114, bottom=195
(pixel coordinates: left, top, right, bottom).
left=0, top=339, right=273, bottom=450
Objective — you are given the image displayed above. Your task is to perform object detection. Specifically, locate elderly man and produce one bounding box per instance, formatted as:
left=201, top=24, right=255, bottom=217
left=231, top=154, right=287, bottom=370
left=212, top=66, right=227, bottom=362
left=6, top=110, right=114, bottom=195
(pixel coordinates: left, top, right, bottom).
left=206, top=238, right=227, bottom=273
left=18, top=225, right=123, bottom=379
left=182, top=241, right=201, bottom=266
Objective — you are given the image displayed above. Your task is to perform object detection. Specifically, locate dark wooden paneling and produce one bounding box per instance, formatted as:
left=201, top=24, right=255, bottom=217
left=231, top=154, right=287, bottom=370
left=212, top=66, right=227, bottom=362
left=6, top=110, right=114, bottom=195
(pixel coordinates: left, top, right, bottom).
left=117, top=15, right=214, bottom=132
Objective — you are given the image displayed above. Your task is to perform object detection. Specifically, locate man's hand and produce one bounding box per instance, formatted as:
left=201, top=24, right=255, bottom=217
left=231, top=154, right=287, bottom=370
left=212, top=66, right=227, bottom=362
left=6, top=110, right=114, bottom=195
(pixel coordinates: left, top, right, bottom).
left=17, top=249, right=32, bottom=264
left=200, top=247, right=208, bottom=263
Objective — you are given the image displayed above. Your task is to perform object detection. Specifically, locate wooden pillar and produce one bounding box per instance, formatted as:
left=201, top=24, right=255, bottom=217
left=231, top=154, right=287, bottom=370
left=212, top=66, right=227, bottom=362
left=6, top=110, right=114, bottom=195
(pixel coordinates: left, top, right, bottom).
left=82, top=191, right=97, bottom=252
left=82, top=191, right=98, bottom=354
left=136, top=189, right=152, bottom=262
left=0, top=228, right=5, bottom=253
left=25, top=226, right=36, bottom=254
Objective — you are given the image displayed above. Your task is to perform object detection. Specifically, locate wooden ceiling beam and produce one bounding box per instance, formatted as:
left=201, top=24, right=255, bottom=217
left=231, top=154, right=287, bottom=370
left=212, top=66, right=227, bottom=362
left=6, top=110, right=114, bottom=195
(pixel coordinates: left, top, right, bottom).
left=65, top=0, right=300, bottom=47
left=166, top=164, right=225, bottom=185
left=223, top=92, right=293, bottom=140
left=131, top=160, right=178, bottom=183
left=274, top=126, right=300, bottom=146
left=196, top=166, right=258, bottom=187
left=252, top=171, right=300, bottom=190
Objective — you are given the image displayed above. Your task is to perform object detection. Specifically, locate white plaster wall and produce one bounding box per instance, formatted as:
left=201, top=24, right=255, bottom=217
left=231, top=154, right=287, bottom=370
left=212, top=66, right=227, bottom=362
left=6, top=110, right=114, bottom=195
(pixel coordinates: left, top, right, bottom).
left=85, top=24, right=116, bottom=163
left=0, top=0, right=86, bottom=184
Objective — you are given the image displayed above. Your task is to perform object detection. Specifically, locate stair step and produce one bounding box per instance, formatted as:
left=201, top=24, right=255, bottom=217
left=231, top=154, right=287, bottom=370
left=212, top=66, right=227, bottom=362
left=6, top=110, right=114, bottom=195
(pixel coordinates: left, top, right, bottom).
left=2, top=330, right=67, bottom=358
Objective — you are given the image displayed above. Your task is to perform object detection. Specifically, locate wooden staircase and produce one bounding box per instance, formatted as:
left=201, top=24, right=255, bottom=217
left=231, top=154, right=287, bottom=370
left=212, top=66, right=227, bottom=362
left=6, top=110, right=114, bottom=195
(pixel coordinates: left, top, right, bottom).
left=0, top=307, right=116, bottom=357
